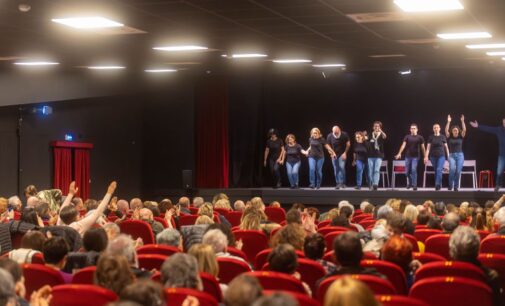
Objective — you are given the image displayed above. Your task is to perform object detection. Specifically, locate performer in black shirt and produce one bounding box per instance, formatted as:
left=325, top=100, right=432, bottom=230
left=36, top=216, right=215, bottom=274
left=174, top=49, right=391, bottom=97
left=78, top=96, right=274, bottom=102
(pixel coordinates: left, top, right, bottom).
left=352, top=131, right=368, bottom=189
left=302, top=127, right=336, bottom=189
left=445, top=115, right=466, bottom=191
left=327, top=126, right=351, bottom=189
left=280, top=134, right=303, bottom=189
left=264, top=129, right=285, bottom=188
left=367, top=121, right=387, bottom=190
left=424, top=124, right=450, bottom=191
left=395, top=123, right=426, bottom=190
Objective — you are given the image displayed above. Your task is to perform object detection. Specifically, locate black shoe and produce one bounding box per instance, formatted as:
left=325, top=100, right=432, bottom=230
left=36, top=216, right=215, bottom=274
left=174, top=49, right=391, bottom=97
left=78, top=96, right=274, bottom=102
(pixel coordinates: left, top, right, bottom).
left=435, top=185, right=441, bottom=191
left=316, top=186, right=320, bottom=190
left=309, top=185, right=315, bottom=189
left=341, top=184, right=347, bottom=189
left=355, top=186, right=361, bottom=190
left=495, top=186, right=500, bottom=192
left=335, top=185, right=340, bottom=190
left=448, top=187, right=452, bottom=191
left=406, top=185, right=412, bottom=190
left=454, top=187, right=459, bottom=192
left=373, top=185, right=378, bottom=191
left=413, top=187, right=418, bottom=191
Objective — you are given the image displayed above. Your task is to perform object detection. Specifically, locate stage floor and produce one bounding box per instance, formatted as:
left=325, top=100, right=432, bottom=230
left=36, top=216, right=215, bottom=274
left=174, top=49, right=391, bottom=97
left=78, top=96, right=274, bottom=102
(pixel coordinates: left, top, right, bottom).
left=195, top=187, right=503, bottom=210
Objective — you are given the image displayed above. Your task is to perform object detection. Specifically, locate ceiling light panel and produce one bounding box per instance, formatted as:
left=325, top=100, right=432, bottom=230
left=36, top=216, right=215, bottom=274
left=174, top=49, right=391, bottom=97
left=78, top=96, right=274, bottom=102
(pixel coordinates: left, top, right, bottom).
left=52, top=17, right=123, bottom=29
left=273, top=59, right=311, bottom=63
left=466, top=43, right=505, bottom=49
left=14, top=61, right=59, bottom=66
left=153, top=46, right=208, bottom=52
left=437, top=32, right=491, bottom=40
left=394, top=0, right=464, bottom=12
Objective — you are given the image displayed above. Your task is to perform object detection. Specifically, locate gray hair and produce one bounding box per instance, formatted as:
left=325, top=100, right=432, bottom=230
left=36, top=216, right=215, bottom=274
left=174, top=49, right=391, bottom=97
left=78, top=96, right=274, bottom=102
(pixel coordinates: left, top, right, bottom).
left=156, top=229, right=181, bottom=247
left=493, top=207, right=505, bottom=227
left=234, top=200, right=245, bottom=212
left=160, top=253, right=201, bottom=290
left=338, top=201, right=354, bottom=214
left=0, top=268, right=15, bottom=304
left=193, top=197, right=204, bottom=208
left=106, top=234, right=137, bottom=267
left=449, top=226, right=480, bottom=261
left=202, top=229, right=228, bottom=253
left=103, top=223, right=120, bottom=239
left=442, top=212, right=460, bottom=233
left=377, top=205, right=393, bottom=220
left=26, top=196, right=40, bottom=208
left=360, top=201, right=371, bottom=212
left=117, top=200, right=129, bottom=215
left=7, top=196, right=21, bottom=209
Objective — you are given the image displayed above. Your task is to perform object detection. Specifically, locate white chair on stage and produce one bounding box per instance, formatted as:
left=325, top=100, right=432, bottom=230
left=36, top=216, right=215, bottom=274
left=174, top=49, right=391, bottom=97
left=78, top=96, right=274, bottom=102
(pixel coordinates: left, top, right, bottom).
left=379, top=160, right=390, bottom=188
left=459, top=160, right=477, bottom=189
left=392, top=160, right=406, bottom=188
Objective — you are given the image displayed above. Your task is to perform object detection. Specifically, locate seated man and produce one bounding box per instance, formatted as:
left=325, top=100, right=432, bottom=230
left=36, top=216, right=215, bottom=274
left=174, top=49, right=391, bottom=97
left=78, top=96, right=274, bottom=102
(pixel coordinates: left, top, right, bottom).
left=160, top=253, right=202, bottom=290
left=202, top=229, right=246, bottom=263
left=157, top=228, right=182, bottom=250
left=42, top=237, right=72, bottom=283
left=106, top=234, right=151, bottom=278
left=139, top=208, right=164, bottom=236
left=441, top=212, right=460, bottom=234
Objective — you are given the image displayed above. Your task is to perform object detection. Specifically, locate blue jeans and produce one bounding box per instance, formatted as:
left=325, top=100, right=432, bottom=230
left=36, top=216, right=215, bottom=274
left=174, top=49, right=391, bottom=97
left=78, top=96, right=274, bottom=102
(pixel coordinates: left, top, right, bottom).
left=286, top=161, right=301, bottom=187
left=332, top=156, right=346, bottom=185
left=449, top=152, right=464, bottom=189
left=497, top=155, right=505, bottom=188
left=308, top=157, right=324, bottom=188
left=356, top=160, right=366, bottom=187
left=368, top=157, right=382, bottom=186
left=405, top=157, right=419, bottom=187
left=430, top=156, right=446, bottom=187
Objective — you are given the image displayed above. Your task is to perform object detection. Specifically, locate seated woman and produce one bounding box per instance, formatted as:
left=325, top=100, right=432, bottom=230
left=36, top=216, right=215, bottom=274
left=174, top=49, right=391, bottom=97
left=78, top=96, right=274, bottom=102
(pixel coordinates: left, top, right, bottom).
left=267, top=244, right=311, bottom=296
left=381, top=235, right=421, bottom=289
left=8, top=231, right=46, bottom=264
left=95, top=254, right=135, bottom=296
left=324, top=276, right=379, bottom=306
left=271, top=224, right=306, bottom=251
left=65, top=227, right=108, bottom=272
left=42, top=237, right=72, bottom=283
left=303, top=233, right=336, bottom=274
left=188, top=243, right=228, bottom=294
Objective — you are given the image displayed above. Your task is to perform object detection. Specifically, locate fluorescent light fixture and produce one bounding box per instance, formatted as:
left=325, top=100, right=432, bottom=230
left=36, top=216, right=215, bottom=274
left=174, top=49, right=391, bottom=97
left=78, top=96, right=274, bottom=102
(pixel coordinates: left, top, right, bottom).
left=486, top=51, right=505, bottom=56
left=153, top=45, right=208, bottom=52
left=273, top=59, right=312, bottom=64
left=503, top=57, right=505, bottom=61
left=394, top=0, right=463, bottom=12
left=399, top=69, right=411, bottom=75
left=437, top=32, right=491, bottom=40
left=88, top=66, right=125, bottom=70
left=52, top=17, right=123, bottom=29
left=231, top=53, right=267, bottom=58
left=14, top=61, right=59, bottom=66
left=144, top=69, right=177, bottom=73
left=466, top=43, right=505, bottom=49
left=369, top=54, right=406, bottom=58
left=312, top=63, right=346, bottom=68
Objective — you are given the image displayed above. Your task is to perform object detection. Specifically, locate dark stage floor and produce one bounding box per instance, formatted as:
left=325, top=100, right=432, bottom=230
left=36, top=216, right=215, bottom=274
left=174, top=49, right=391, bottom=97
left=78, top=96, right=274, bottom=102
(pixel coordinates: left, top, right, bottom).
left=194, top=187, right=503, bottom=211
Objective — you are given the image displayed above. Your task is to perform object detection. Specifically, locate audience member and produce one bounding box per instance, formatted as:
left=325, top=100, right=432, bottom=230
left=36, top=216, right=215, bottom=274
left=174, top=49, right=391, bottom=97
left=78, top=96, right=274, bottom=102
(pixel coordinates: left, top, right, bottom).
left=95, top=254, right=135, bottom=296
left=224, top=274, right=263, bottom=306
left=324, top=276, right=379, bottom=306
left=427, top=216, right=442, bottom=230
left=42, top=237, right=72, bottom=283
left=106, top=234, right=150, bottom=278
left=271, top=223, right=306, bottom=251
left=139, top=208, right=164, bottom=236
left=233, top=200, right=245, bottom=212
left=157, top=228, right=182, bottom=249
left=304, top=233, right=336, bottom=274
left=188, top=243, right=227, bottom=293
left=103, top=222, right=121, bottom=241
left=0, top=259, right=28, bottom=306
left=381, top=235, right=420, bottom=288
left=0, top=268, right=16, bottom=306
left=434, top=201, right=447, bottom=216
left=8, top=231, right=46, bottom=264
left=178, top=197, right=191, bottom=215
left=441, top=212, right=460, bottom=233
left=416, top=209, right=431, bottom=225
left=267, top=244, right=311, bottom=295
left=493, top=207, right=505, bottom=234
left=119, top=279, right=164, bottom=306
left=160, top=253, right=202, bottom=290
left=202, top=229, right=246, bottom=263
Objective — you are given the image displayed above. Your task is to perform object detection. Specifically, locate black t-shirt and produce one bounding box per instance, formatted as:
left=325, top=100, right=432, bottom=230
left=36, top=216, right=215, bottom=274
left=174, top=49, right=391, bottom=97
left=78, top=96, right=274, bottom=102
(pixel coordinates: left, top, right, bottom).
left=266, top=138, right=283, bottom=160
left=368, top=133, right=385, bottom=158
left=309, top=137, right=326, bottom=159
left=448, top=136, right=463, bottom=153
left=326, top=132, right=350, bottom=156
left=403, top=134, right=425, bottom=158
left=285, top=143, right=302, bottom=164
left=353, top=142, right=368, bottom=162
left=427, top=135, right=447, bottom=158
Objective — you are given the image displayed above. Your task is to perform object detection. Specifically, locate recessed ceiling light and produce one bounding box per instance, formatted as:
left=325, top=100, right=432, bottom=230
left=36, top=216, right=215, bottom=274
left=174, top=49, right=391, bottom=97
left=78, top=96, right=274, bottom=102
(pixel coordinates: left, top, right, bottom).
left=144, top=69, right=177, bottom=73
left=14, top=61, right=59, bottom=66
left=273, top=59, right=312, bottom=64
left=502, top=57, right=505, bottom=61
left=399, top=69, right=412, bottom=75
left=231, top=53, right=268, bottom=58
left=88, top=66, right=125, bottom=70
left=52, top=17, right=123, bottom=29
left=437, top=32, right=491, bottom=40
left=312, top=64, right=346, bottom=68
left=394, top=0, right=463, bottom=12
left=466, top=43, right=505, bottom=49
left=153, top=45, right=208, bottom=52
left=486, top=51, right=505, bottom=56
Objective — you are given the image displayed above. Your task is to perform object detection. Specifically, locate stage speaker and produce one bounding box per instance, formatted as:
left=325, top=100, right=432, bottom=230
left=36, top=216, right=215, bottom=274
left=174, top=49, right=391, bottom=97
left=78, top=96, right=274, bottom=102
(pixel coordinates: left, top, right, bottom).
left=182, top=170, right=193, bottom=190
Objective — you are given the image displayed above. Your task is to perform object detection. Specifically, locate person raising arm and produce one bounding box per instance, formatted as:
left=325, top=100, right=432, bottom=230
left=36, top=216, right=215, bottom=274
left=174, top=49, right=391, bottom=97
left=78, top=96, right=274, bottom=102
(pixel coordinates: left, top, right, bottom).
left=445, top=115, right=467, bottom=191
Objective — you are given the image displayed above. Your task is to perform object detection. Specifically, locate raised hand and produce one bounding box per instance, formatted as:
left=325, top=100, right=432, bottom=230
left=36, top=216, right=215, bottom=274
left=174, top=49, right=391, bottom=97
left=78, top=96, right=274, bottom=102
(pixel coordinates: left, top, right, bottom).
left=447, top=114, right=452, bottom=122
left=469, top=121, right=478, bottom=128
left=395, top=154, right=401, bottom=160
left=30, top=285, right=52, bottom=306
left=107, top=181, right=117, bottom=195
left=68, top=181, right=78, bottom=195
left=460, top=114, right=465, bottom=121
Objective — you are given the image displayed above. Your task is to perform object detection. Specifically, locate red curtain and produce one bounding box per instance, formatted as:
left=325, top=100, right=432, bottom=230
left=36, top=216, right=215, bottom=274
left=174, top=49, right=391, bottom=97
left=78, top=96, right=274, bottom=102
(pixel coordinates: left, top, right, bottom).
left=53, top=148, right=72, bottom=194
left=195, top=77, right=229, bottom=188
left=74, top=149, right=91, bottom=200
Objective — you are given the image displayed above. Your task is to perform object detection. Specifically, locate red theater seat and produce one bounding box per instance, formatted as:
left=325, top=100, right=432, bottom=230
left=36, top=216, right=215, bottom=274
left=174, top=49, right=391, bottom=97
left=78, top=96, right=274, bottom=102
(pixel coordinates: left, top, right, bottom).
left=424, top=234, right=451, bottom=259
left=265, top=207, right=286, bottom=224
left=414, top=261, right=486, bottom=283
left=137, top=254, right=167, bottom=271
left=23, top=264, right=64, bottom=297
left=352, top=214, right=373, bottom=223
left=119, top=220, right=155, bottom=244
left=409, top=277, right=493, bottom=306
left=226, top=247, right=248, bottom=262
left=164, top=288, right=218, bottom=306
left=269, top=226, right=283, bottom=239
left=263, top=290, right=320, bottom=306
left=137, top=244, right=180, bottom=257
left=324, top=231, right=347, bottom=250
left=226, top=211, right=243, bottom=227
left=480, top=235, right=505, bottom=255
left=217, top=257, right=251, bottom=284
left=245, top=271, right=307, bottom=294
left=50, top=284, right=117, bottom=306
left=214, top=208, right=230, bottom=217
left=403, top=234, right=420, bottom=252
left=179, top=215, right=199, bottom=226
left=199, top=272, right=223, bottom=302
left=323, top=250, right=377, bottom=264
left=317, top=275, right=396, bottom=303
left=317, top=220, right=331, bottom=228
left=317, top=226, right=353, bottom=236
left=412, top=252, right=446, bottom=264
left=255, top=248, right=305, bottom=271
left=414, top=229, right=442, bottom=243
left=31, top=253, right=45, bottom=264
left=375, top=295, right=429, bottom=306
left=361, top=260, right=407, bottom=295
left=232, top=230, right=269, bottom=263
left=295, top=258, right=327, bottom=294
left=71, top=266, right=96, bottom=284
left=359, top=219, right=376, bottom=229
left=478, top=253, right=505, bottom=292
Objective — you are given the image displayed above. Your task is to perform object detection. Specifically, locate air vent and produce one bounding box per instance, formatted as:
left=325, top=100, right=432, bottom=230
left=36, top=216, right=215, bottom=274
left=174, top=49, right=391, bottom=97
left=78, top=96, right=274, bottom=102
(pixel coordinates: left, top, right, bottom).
left=347, top=12, right=408, bottom=23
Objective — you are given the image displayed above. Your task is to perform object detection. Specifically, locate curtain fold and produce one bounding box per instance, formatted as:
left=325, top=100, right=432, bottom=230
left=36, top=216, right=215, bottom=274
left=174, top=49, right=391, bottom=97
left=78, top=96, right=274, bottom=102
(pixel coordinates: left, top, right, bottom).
left=53, top=147, right=72, bottom=194
left=195, top=77, right=229, bottom=188
left=74, top=149, right=90, bottom=200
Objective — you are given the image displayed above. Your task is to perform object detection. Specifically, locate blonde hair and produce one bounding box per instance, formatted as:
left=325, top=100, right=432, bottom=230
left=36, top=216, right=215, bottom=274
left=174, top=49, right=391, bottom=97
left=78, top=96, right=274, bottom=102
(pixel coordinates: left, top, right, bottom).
left=0, top=197, right=7, bottom=213
left=310, top=127, right=321, bottom=138
left=195, top=215, right=214, bottom=225
left=324, top=277, right=379, bottom=306
left=212, top=193, right=229, bottom=205
left=198, top=204, right=214, bottom=218
left=389, top=199, right=401, bottom=212
left=240, top=210, right=262, bottom=230
left=285, top=134, right=296, bottom=143
left=403, top=204, right=418, bottom=222
left=214, top=199, right=231, bottom=210
left=326, top=208, right=340, bottom=221
left=270, top=201, right=281, bottom=208
left=188, top=244, right=219, bottom=278
left=250, top=197, right=265, bottom=211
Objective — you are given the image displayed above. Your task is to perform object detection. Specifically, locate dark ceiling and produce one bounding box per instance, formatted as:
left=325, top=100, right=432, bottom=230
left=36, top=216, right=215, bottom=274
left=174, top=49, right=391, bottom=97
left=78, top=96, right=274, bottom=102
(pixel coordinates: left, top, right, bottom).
left=1, top=0, right=505, bottom=72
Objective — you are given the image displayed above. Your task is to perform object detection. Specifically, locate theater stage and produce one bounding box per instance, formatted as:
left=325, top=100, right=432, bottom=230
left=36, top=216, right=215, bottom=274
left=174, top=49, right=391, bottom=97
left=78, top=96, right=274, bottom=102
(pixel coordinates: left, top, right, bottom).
left=193, top=187, right=503, bottom=211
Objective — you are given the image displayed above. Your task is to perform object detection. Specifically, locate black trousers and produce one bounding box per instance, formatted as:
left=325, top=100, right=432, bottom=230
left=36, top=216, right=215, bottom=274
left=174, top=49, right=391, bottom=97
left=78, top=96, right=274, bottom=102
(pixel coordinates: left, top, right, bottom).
left=268, top=159, right=281, bottom=186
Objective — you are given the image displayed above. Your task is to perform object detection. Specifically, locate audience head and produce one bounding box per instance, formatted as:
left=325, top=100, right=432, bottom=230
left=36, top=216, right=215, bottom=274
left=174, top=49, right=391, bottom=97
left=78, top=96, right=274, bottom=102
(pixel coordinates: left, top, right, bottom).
left=202, top=229, right=228, bottom=253
left=403, top=204, right=418, bottom=222
left=0, top=198, right=8, bottom=214
left=269, top=201, right=281, bottom=208
left=59, top=205, right=79, bottom=225
left=158, top=199, right=172, bottom=214
left=339, top=206, right=353, bottom=219
left=386, top=214, right=406, bottom=236
left=212, top=193, right=229, bottom=205
left=234, top=200, right=246, bottom=212
left=72, top=197, right=84, bottom=211
left=106, top=234, right=137, bottom=267
left=157, top=228, right=182, bottom=249
left=0, top=268, right=16, bottom=306
left=103, top=223, right=121, bottom=241
left=139, top=208, right=154, bottom=222
left=360, top=201, right=371, bottom=212
left=130, top=198, right=143, bottom=210
left=95, top=254, right=135, bottom=296
left=224, top=274, right=263, bottom=306
left=416, top=209, right=431, bottom=225
left=195, top=215, right=214, bottom=225
left=442, top=212, right=460, bottom=233
left=26, top=196, right=39, bottom=209
left=381, top=235, right=413, bottom=273
left=20, top=230, right=46, bottom=251
left=178, top=197, right=190, bottom=208
left=7, top=196, right=22, bottom=212
left=188, top=243, right=219, bottom=278
left=427, top=217, right=442, bottom=230
left=303, top=233, right=326, bottom=261
left=214, top=199, right=231, bottom=210
left=205, top=223, right=236, bottom=247
left=493, top=207, right=505, bottom=230
left=267, top=244, right=298, bottom=274
left=198, top=204, right=214, bottom=218
left=0, top=259, right=23, bottom=301
left=252, top=293, right=298, bottom=306
left=160, top=253, right=202, bottom=290
left=331, top=215, right=350, bottom=228
left=24, top=185, right=38, bottom=198
left=376, top=205, right=393, bottom=220
left=324, top=276, right=379, bottom=306
left=192, top=197, right=204, bottom=208
left=334, top=231, right=363, bottom=267
left=43, top=237, right=69, bottom=268
left=285, top=208, right=302, bottom=225
left=271, top=224, right=306, bottom=251
left=83, top=228, right=108, bottom=253
left=326, top=208, right=339, bottom=221
left=250, top=197, right=266, bottom=212
left=84, top=199, right=98, bottom=211
left=119, top=280, right=164, bottom=306
left=20, top=207, right=39, bottom=226
left=240, top=209, right=262, bottom=230
left=449, top=226, right=480, bottom=262
left=34, top=202, right=50, bottom=219
left=434, top=201, right=447, bottom=216
left=117, top=200, right=129, bottom=215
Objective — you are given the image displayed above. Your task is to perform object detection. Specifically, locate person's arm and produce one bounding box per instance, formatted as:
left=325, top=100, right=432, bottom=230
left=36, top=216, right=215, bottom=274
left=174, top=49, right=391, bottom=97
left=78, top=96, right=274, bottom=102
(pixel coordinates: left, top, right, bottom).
left=73, top=182, right=117, bottom=232
left=461, top=115, right=467, bottom=137
left=380, top=129, right=387, bottom=139
left=263, top=147, right=269, bottom=167
left=444, top=143, right=450, bottom=158
left=445, top=115, right=451, bottom=138
left=494, top=194, right=505, bottom=210
left=342, top=140, right=351, bottom=161
left=395, top=141, right=407, bottom=159
left=424, top=144, right=431, bottom=164
left=277, top=146, right=285, bottom=164
left=476, top=123, right=500, bottom=135
left=324, top=144, right=336, bottom=158
left=421, top=143, right=426, bottom=158
left=352, top=152, right=357, bottom=166
left=56, top=181, right=78, bottom=225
